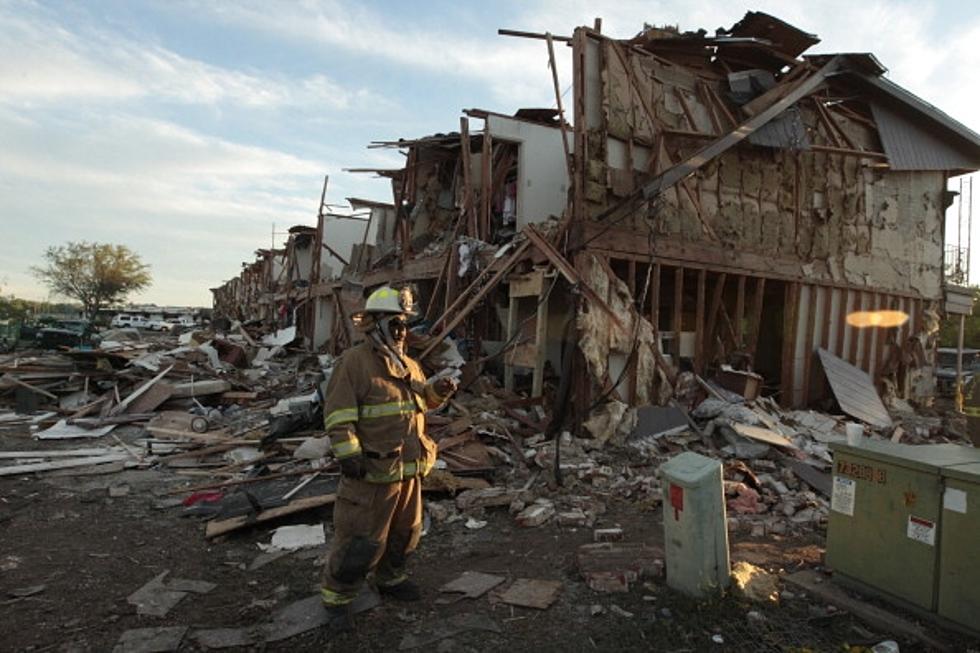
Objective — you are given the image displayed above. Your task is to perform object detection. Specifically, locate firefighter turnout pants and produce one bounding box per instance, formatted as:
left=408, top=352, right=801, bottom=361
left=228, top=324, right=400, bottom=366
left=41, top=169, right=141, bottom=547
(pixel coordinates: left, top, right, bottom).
left=320, top=475, right=422, bottom=606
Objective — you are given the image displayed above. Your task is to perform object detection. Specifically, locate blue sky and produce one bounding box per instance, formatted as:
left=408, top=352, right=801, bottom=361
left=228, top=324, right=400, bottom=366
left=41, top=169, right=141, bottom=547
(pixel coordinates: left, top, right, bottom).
left=2, top=0, right=980, bottom=306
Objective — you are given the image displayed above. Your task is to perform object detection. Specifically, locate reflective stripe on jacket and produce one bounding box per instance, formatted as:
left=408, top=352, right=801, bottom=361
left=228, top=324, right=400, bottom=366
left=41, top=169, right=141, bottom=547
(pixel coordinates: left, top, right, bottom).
left=323, top=340, right=446, bottom=483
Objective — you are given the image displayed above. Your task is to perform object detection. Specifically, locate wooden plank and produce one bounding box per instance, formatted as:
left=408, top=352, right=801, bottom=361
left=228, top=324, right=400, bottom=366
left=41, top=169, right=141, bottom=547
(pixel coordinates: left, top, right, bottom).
left=5, top=375, right=58, bottom=400
left=0, top=448, right=120, bottom=459
left=205, top=493, right=336, bottom=539
left=835, top=288, right=848, bottom=358
left=696, top=81, right=721, bottom=133
left=113, top=365, right=174, bottom=416
left=650, top=263, right=662, bottom=335
left=546, top=33, right=574, bottom=182
left=820, top=286, right=832, bottom=353
left=874, top=294, right=891, bottom=382
left=704, top=273, right=727, bottom=367
left=146, top=427, right=232, bottom=444
left=781, top=282, right=800, bottom=408
left=459, top=117, right=476, bottom=238
left=0, top=453, right=129, bottom=477
left=748, top=277, right=766, bottom=359
left=673, top=267, right=684, bottom=359
left=504, top=295, right=519, bottom=392
left=532, top=290, right=549, bottom=398
left=735, top=275, right=746, bottom=347
left=481, top=129, right=493, bottom=240
left=848, top=291, right=863, bottom=365
left=695, top=269, right=706, bottom=373
left=861, top=292, right=876, bottom=374
left=783, top=571, right=947, bottom=651
left=802, top=285, right=818, bottom=406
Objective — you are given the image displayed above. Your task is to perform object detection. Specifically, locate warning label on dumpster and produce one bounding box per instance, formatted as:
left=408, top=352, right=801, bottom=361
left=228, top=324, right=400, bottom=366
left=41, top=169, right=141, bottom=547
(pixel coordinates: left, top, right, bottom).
left=906, top=515, right=936, bottom=546
left=831, top=476, right=855, bottom=516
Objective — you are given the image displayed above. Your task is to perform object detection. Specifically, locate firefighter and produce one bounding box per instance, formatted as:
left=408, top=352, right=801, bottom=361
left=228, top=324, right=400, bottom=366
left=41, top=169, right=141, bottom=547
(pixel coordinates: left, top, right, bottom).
left=319, top=286, right=456, bottom=632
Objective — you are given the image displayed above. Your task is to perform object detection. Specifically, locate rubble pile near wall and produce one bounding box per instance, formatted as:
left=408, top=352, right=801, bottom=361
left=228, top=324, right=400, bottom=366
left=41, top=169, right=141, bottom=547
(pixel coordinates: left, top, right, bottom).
left=3, top=320, right=971, bottom=548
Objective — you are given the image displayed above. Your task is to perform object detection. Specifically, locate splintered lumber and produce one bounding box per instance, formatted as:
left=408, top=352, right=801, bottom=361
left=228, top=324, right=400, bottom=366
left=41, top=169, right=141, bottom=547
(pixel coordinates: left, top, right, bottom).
left=596, top=56, right=842, bottom=223
left=4, top=375, right=58, bottom=400
left=170, top=380, right=233, bottom=398
left=523, top=225, right=625, bottom=331
left=111, top=365, right=173, bottom=416
left=0, top=448, right=119, bottom=459
left=0, top=453, right=129, bottom=476
left=205, top=493, right=336, bottom=538
left=420, top=240, right=531, bottom=360
left=165, top=466, right=330, bottom=495
left=145, top=426, right=231, bottom=444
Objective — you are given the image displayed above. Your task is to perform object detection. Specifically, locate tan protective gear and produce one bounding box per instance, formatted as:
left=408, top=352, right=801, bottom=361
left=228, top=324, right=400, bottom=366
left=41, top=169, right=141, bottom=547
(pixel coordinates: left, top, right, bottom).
left=320, top=339, right=450, bottom=606
left=320, top=476, right=422, bottom=606
left=322, top=340, right=444, bottom=482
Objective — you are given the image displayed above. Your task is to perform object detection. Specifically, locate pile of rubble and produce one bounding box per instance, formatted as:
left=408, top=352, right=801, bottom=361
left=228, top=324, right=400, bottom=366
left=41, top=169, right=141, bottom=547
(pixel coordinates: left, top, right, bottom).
left=1, top=321, right=970, bottom=551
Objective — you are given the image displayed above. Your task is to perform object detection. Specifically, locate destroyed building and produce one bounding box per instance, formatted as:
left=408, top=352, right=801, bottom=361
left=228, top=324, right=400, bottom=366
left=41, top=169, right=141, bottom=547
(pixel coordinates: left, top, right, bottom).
left=212, top=12, right=980, bottom=424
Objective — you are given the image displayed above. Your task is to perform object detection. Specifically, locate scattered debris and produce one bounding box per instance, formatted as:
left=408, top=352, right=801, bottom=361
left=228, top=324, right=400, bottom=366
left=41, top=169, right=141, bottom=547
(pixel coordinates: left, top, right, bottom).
left=730, top=561, right=779, bottom=602
left=256, top=524, right=326, bottom=553
left=438, top=571, right=506, bottom=601
left=398, top=613, right=501, bottom=651
left=498, top=578, right=562, bottom=610
left=113, top=627, right=187, bottom=653
left=127, top=571, right=216, bottom=617
left=784, top=570, right=947, bottom=650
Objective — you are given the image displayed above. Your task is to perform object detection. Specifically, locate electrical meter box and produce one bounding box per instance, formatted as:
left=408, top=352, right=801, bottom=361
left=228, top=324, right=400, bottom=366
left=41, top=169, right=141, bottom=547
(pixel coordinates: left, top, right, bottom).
left=660, top=452, right=730, bottom=598
left=937, top=461, right=980, bottom=628
left=827, top=441, right=980, bottom=623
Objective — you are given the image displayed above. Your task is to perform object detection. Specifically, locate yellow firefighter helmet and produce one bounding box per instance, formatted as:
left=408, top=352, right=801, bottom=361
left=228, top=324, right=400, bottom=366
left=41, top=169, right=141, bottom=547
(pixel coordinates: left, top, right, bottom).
left=360, top=286, right=416, bottom=316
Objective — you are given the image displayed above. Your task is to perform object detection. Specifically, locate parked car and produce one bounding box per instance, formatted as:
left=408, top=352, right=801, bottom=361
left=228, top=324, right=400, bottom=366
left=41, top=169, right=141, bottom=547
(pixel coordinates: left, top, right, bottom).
left=168, top=315, right=196, bottom=328
left=36, top=320, right=100, bottom=349
left=110, top=313, right=148, bottom=329
left=146, top=319, right=175, bottom=332
left=935, top=348, right=980, bottom=397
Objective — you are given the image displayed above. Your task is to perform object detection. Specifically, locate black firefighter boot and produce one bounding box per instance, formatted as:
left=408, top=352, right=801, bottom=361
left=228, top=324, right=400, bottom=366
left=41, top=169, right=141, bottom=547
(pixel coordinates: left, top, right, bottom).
left=323, top=603, right=353, bottom=633
left=377, top=579, right=422, bottom=602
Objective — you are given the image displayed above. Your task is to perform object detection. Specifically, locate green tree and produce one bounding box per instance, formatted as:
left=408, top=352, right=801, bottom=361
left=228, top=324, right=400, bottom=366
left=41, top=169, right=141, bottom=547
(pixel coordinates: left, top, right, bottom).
left=31, top=242, right=151, bottom=321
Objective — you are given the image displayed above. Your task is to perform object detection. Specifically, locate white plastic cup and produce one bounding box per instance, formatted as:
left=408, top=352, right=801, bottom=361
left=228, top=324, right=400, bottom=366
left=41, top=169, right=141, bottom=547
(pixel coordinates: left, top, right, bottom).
left=845, top=423, right=863, bottom=446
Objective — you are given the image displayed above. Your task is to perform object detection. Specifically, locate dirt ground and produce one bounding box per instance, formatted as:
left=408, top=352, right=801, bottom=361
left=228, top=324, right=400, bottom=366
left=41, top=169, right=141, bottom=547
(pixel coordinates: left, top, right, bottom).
left=1, top=426, right=976, bottom=653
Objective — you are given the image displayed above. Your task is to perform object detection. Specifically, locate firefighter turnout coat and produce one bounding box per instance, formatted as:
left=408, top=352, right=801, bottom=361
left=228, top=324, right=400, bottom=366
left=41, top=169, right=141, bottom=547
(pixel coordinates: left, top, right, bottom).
left=323, top=340, right=444, bottom=481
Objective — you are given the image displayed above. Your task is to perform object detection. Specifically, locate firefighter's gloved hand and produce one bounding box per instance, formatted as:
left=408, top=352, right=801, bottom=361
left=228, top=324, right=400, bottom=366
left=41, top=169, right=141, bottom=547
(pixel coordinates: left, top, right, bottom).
left=338, top=455, right=365, bottom=479
left=432, top=376, right=458, bottom=397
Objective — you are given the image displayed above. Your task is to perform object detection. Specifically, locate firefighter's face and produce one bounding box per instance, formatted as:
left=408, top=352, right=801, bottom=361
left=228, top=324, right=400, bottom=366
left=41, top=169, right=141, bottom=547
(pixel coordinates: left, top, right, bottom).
left=385, top=316, right=407, bottom=343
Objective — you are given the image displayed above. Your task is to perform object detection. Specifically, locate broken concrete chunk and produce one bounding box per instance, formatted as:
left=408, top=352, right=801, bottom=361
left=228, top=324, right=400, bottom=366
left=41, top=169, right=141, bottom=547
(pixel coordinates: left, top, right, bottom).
left=455, top=487, right=519, bottom=512
left=593, top=528, right=624, bottom=542
left=557, top=509, right=588, bottom=527
left=515, top=500, right=555, bottom=527
left=578, top=542, right=664, bottom=593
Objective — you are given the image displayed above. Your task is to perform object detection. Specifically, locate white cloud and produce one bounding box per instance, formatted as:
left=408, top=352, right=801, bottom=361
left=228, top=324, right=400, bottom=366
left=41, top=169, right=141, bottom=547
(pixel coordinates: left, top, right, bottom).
left=0, top=3, right=381, bottom=110
left=196, top=1, right=980, bottom=132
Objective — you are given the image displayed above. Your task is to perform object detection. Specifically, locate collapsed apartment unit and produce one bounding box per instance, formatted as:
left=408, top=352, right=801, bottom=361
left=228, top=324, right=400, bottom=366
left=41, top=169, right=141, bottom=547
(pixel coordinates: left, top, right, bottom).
left=212, top=12, right=980, bottom=428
